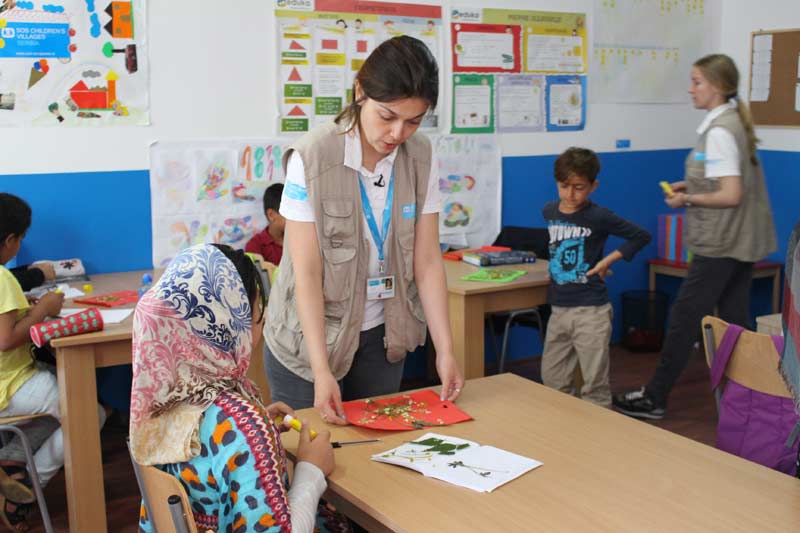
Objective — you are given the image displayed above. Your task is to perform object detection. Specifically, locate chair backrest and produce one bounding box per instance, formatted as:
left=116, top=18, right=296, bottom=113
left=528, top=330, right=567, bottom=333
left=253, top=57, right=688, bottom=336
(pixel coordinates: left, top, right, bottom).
left=701, top=315, right=792, bottom=398
left=492, top=226, right=550, bottom=260
left=128, top=445, right=198, bottom=533
left=0, top=414, right=49, bottom=426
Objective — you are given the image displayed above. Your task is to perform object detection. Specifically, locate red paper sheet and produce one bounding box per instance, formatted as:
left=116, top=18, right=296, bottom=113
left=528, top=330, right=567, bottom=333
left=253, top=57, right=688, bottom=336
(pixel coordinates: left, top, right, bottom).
left=343, top=390, right=472, bottom=431
left=73, top=290, right=139, bottom=308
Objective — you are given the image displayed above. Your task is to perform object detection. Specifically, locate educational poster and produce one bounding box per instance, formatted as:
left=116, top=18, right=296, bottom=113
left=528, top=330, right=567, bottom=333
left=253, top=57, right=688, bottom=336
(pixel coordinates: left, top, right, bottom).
left=592, top=0, right=709, bottom=103
left=433, top=135, right=501, bottom=248
left=452, top=23, right=520, bottom=73
left=275, top=0, right=443, bottom=134
left=449, top=7, right=586, bottom=133
left=546, top=75, right=586, bottom=131
left=496, top=74, right=544, bottom=132
left=150, top=139, right=288, bottom=268
left=481, top=8, right=587, bottom=74
left=0, top=0, right=149, bottom=126
left=452, top=74, right=494, bottom=134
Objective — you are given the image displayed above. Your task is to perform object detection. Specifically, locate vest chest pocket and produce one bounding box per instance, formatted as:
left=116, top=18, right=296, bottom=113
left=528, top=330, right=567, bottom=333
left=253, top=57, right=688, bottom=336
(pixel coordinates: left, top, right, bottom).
left=322, top=198, right=356, bottom=245
left=322, top=246, right=356, bottom=302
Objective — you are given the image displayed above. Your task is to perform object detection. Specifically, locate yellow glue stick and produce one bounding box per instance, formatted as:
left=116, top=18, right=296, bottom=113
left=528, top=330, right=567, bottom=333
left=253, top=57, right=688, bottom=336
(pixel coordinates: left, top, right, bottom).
left=659, top=181, right=675, bottom=197
left=276, top=414, right=317, bottom=439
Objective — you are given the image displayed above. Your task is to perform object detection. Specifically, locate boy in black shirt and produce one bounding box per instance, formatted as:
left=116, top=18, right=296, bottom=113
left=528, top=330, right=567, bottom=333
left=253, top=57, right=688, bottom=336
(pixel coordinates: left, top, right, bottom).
left=541, top=148, right=651, bottom=407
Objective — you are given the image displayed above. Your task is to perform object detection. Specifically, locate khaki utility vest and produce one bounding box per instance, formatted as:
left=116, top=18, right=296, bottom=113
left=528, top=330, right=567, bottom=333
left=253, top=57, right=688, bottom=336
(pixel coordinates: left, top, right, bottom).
left=264, top=122, right=430, bottom=381
left=684, top=109, right=776, bottom=262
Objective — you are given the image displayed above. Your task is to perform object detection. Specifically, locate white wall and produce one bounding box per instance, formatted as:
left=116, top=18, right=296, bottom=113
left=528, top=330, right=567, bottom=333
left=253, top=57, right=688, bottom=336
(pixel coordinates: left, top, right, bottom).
left=721, top=0, right=800, bottom=152
left=0, top=0, right=727, bottom=175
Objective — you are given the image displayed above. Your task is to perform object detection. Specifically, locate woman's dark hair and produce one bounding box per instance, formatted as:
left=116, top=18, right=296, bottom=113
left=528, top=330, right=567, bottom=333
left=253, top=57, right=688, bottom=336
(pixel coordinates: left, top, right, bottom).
left=0, top=193, right=32, bottom=243
left=335, top=35, right=438, bottom=132
left=211, top=244, right=266, bottom=319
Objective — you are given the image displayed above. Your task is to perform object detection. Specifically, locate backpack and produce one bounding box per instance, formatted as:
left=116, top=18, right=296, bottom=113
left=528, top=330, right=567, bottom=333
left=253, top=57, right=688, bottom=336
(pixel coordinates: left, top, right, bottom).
left=711, top=324, right=800, bottom=475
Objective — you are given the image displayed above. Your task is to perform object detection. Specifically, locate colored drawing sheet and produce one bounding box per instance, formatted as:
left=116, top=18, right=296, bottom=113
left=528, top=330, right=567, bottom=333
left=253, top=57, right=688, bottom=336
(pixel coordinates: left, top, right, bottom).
left=276, top=0, right=443, bottom=133
left=546, top=75, right=586, bottom=131
left=0, top=0, right=149, bottom=126
left=496, top=74, right=545, bottom=132
left=591, top=0, right=709, bottom=103
left=452, top=74, right=494, bottom=134
left=433, top=135, right=502, bottom=248
left=343, top=390, right=472, bottom=430
left=73, top=290, right=138, bottom=308
left=452, top=23, right=520, bottom=73
left=150, top=139, right=287, bottom=268
left=482, top=9, right=587, bottom=74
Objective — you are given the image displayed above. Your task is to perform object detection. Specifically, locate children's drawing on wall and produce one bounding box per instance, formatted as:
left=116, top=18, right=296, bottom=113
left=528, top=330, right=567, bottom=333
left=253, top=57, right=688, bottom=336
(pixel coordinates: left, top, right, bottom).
left=443, top=202, right=472, bottom=228
left=0, top=0, right=149, bottom=126
left=215, top=216, right=259, bottom=247
left=151, top=151, right=191, bottom=213
left=233, top=143, right=283, bottom=204
left=149, top=139, right=289, bottom=268
left=195, top=150, right=235, bottom=201
left=433, top=135, right=501, bottom=248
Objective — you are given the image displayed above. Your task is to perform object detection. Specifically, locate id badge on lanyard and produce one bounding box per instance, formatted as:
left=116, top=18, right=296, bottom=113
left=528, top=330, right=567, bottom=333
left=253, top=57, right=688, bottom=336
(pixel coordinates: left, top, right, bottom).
left=359, top=168, right=396, bottom=300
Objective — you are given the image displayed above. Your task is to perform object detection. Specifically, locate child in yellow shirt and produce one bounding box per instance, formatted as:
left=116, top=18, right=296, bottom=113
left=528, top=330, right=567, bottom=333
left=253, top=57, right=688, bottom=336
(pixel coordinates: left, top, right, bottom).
left=0, top=193, right=106, bottom=528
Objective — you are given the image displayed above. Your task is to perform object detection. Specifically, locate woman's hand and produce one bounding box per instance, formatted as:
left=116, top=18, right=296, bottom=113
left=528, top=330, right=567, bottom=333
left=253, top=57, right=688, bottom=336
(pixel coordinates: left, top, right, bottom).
left=296, top=423, right=335, bottom=476
left=666, top=192, right=688, bottom=209
left=313, top=371, right=347, bottom=425
left=669, top=181, right=687, bottom=193
left=436, top=352, right=464, bottom=402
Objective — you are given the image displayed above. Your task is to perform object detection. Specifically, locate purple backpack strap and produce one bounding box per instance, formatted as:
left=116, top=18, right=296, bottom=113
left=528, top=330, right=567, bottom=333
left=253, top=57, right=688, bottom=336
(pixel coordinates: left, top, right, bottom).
left=710, top=324, right=744, bottom=390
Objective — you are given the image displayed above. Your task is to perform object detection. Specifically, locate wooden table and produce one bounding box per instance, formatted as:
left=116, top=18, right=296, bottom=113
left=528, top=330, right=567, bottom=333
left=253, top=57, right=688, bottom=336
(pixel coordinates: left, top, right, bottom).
left=444, top=260, right=549, bottom=379
left=49, top=269, right=272, bottom=533
left=49, top=270, right=146, bottom=533
left=281, top=373, right=800, bottom=532
left=648, top=258, right=782, bottom=313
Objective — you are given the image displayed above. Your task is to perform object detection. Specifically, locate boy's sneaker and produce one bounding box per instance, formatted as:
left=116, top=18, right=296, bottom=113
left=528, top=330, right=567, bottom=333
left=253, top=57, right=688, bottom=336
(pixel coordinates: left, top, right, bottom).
left=612, top=387, right=666, bottom=420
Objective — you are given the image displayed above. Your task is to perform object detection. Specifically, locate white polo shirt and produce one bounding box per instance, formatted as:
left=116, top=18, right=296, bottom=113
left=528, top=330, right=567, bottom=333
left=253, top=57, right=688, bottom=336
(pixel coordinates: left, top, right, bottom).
left=696, top=100, right=742, bottom=179
left=280, top=127, right=442, bottom=331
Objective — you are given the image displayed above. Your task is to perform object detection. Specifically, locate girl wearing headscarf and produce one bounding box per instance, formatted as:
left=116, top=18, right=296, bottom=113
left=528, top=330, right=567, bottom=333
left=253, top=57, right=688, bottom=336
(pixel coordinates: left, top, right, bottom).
left=130, top=244, right=345, bottom=532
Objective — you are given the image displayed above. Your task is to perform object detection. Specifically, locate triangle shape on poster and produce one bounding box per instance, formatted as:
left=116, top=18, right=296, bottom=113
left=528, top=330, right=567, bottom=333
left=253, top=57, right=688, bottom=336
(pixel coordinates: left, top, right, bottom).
left=287, top=105, right=306, bottom=116
left=289, top=40, right=306, bottom=50
left=288, top=67, right=302, bottom=82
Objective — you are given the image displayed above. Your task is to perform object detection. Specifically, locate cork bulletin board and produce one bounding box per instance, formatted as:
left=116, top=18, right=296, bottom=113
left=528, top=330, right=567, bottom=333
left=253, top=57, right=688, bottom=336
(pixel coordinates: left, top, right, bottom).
left=748, top=28, right=800, bottom=127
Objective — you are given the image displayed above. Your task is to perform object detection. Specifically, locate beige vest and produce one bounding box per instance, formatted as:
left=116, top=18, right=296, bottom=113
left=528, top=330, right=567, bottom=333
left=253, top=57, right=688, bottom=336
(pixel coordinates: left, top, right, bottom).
left=683, top=109, right=776, bottom=262
left=264, top=122, right=430, bottom=381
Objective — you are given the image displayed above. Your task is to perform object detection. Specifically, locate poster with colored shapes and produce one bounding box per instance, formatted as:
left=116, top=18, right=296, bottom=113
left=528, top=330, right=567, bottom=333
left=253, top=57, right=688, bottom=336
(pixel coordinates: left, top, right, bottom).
left=451, top=23, right=520, bottom=73
left=433, top=134, right=501, bottom=248
left=592, top=0, right=709, bottom=103
left=0, top=0, right=149, bottom=126
left=452, top=74, right=494, bottom=134
left=496, top=74, right=545, bottom=132
left=150, top=139, right=289, bottom=268
left=481, top=8, right=587, bottom=74
left=275, top=0, right=443, bottom=134
left=546, top=75, right=586, bottom=131
left=342, top=390, right=472, bottom=431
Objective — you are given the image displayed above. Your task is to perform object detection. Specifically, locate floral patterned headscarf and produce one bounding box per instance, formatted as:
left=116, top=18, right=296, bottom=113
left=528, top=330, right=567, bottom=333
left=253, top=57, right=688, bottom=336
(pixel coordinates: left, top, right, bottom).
left=129, top=244, right=263, bottom=465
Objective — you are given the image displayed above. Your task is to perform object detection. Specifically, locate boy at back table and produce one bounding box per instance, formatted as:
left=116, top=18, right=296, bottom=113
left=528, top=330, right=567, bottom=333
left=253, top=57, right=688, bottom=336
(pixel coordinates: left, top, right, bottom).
left=542, top=148, right=651, bottom=408
left=245, top=183, right=285, bottom=265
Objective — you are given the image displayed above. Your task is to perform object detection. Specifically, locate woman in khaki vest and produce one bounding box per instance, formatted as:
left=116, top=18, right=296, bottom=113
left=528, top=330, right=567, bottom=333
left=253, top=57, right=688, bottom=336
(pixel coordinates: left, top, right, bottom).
left=614, top=54, right=776, bottom=420
left=264, top=36, right=464, bottom=424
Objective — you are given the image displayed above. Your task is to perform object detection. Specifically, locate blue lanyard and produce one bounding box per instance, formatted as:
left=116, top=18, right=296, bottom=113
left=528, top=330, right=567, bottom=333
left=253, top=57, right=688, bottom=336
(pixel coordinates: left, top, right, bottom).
left=358, top=168, right=395, bottom=274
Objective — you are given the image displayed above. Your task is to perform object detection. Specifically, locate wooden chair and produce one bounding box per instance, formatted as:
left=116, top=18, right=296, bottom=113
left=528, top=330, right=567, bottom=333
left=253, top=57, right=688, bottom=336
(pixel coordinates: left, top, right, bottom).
left=0, top=413, right=53, bottom=533
left=701, top=315, right=792, bottom=409
left=128, top=442, right=197, bottom=533
left=246, top=258, right=275, bottom=403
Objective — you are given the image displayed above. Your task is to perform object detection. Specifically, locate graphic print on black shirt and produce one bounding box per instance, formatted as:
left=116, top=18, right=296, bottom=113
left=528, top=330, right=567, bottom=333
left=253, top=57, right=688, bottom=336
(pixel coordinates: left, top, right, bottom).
left=548, top=222, right=592, bottom=285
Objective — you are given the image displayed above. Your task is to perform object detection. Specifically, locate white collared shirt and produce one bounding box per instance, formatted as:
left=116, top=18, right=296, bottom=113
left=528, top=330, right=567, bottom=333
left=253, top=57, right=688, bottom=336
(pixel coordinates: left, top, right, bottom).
left=696, top=100, right=741, bottom=179
left=280, top=126, right=442, bottom=331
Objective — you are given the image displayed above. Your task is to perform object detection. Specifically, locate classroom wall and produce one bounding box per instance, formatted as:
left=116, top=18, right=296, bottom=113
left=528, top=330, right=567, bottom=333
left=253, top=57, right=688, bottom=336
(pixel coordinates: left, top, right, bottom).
left=10, top=0, right=798, bottom=370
